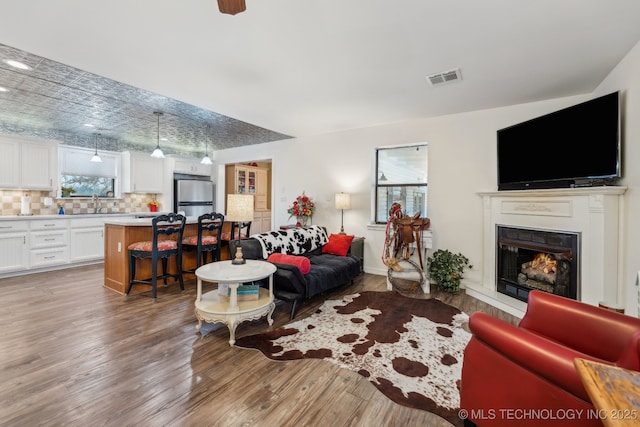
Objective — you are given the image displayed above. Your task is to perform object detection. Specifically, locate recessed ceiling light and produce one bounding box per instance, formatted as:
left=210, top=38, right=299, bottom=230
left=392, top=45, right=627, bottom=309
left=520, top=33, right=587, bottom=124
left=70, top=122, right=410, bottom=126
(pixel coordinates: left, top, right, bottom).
left=0, top=86, right=8, bottom=92
left=3, top=59, right=32, bottom=70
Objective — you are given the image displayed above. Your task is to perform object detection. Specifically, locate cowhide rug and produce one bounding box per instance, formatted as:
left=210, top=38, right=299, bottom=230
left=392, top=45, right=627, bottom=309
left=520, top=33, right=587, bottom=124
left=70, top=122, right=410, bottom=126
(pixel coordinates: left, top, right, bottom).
left=235, top=291, right=471, bottom=426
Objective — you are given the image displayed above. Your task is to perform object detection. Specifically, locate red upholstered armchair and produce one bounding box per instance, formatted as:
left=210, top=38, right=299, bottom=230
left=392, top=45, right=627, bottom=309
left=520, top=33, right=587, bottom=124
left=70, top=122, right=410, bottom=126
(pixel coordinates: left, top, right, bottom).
left=460, top=290, right=640, bottom=427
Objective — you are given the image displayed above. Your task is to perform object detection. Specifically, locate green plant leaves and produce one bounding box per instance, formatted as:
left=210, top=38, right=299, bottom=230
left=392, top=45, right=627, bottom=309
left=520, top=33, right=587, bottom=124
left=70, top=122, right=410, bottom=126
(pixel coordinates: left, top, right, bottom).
left=427, top=249, right=472, bottom=293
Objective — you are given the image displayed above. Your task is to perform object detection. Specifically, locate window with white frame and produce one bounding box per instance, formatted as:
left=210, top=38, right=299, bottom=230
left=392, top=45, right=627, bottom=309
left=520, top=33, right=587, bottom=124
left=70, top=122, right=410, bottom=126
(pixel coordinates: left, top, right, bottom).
left=374, top=144, right=428, bottom=223
left=59, top=145, right=119, bottom=197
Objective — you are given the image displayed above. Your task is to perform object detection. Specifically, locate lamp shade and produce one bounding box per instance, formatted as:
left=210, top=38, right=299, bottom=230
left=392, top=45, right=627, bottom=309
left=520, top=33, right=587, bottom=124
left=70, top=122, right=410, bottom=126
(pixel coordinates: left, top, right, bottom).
left=335, top=193, right=351, bottom=210
left=226, top=194, right=254, bottom=222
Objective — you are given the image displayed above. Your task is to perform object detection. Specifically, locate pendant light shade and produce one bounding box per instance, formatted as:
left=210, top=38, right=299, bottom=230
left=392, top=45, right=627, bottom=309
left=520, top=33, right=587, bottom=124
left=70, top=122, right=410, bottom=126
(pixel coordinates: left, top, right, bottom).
left=90, top=133, right=102, bottom=163
left=201, top=130, right=213, bottom=165
left=150, top=111, right=165, bottom=159
left=200, top=152, right=213, bottom=165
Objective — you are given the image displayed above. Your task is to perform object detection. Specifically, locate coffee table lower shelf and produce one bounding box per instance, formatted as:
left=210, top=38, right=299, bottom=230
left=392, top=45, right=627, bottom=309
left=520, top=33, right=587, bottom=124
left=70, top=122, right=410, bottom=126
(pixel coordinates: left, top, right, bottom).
left=195, top=288, right=275, bottom=345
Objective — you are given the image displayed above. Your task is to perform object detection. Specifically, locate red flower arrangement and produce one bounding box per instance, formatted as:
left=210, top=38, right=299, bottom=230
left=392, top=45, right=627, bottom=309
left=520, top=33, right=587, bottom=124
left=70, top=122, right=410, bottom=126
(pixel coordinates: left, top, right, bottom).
left=287, top=192, right=315, bottom=220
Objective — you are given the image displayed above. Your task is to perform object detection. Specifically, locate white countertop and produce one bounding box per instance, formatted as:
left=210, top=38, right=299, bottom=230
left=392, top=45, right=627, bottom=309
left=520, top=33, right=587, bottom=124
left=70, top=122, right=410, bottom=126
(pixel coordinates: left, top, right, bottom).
left=0, top=212, right=164, bottom=221
left=0, top=213, right=134, bottom=221
left=0, top=212, right=201, bottom=226
left=103, top=215, right=200, bottom=226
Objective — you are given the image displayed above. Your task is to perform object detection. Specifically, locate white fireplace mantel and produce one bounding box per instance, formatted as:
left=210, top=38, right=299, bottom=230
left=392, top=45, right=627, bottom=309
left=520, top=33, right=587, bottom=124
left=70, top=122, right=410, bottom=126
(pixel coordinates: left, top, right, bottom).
left=467, top=186, right=626, bottom=318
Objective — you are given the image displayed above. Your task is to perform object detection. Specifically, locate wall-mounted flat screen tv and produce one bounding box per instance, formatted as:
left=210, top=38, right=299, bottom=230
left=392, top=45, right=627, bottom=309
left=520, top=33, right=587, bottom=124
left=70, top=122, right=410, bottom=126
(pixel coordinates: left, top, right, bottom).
left=497, top=91, right=621, bottom=191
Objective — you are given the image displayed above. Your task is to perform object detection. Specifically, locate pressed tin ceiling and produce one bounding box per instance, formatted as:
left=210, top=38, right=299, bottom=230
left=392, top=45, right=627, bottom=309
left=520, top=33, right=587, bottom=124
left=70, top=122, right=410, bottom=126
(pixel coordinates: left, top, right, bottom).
left=1, top=1, right=640, bottom=158
left=0, top=43, right=292, bottom=157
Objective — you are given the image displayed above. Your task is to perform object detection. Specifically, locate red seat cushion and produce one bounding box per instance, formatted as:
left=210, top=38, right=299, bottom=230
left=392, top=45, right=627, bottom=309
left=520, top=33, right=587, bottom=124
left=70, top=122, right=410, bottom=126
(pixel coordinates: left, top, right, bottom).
left=221, top=232, right=247, bottom=241
left=267, top=253, right=311, bottom=274
left=182, top=235, right=218, bottom=246
left=321, top=234, right=354, bottom=256
left=128, top=240, right=178, bottom=252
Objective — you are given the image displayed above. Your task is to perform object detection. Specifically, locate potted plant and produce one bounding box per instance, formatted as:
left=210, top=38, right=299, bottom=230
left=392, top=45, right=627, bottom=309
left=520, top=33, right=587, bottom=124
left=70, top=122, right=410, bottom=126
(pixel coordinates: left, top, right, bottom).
left=147, top=198, right=160, bottom=212
left=60, top=186, right=76, bottom=197
left=427, top=249, right=472, bottom=293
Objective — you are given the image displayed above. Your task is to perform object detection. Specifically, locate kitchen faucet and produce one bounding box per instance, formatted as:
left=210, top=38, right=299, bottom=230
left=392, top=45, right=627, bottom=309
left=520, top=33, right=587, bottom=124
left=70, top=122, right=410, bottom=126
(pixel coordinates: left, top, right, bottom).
left=92, top=194, right=102, bottom=214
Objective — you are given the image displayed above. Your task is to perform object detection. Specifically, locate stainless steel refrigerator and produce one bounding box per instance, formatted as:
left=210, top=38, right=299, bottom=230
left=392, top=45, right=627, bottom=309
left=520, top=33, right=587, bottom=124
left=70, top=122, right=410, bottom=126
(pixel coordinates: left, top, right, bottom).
left=174, top=178, right=215, bottom=217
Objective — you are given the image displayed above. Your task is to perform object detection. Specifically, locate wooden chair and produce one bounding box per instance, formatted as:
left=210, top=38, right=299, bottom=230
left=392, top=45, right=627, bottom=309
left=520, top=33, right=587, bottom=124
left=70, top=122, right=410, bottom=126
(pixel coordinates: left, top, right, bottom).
left=182, top=212, right=225, bottom=274
left=220, top=221, right=252, bottom=261
left=221, top=221, right=251, bottom=245
left=126, top=213, right=186, bottom=301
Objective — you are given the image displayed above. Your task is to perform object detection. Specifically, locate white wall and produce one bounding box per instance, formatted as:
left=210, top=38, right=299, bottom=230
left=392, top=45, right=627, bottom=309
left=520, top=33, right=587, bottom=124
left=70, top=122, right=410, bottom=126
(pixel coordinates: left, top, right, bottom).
left=593, top=39, right=640, bottom=316
left=213, top=40, right=640, bottom=316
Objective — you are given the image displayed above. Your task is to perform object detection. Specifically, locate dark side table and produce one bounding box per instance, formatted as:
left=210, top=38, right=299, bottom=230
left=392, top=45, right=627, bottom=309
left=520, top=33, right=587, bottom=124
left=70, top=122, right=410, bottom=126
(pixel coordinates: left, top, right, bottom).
left=349, top=236, right=365, bottom=273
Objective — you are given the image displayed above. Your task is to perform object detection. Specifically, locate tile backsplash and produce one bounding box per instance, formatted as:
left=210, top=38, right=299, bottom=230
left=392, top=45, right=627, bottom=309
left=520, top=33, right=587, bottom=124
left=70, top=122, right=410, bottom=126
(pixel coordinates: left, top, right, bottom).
left=0, top=190, right=160, bottom=216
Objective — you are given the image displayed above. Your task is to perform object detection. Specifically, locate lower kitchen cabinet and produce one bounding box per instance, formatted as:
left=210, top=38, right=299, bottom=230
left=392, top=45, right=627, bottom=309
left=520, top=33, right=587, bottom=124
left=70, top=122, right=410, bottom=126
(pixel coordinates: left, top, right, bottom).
left=0, top=215, right=131, bottom=278
left=30, top=246, right=69, bottom=268
left=252, top=210, right=271, bottom=234
left=70, top=228, right=104, bottom=262
left=69, top=218, right=105, bottom=262
left=29, top=218, right=69, bottom=268
left=0, top=221, right=29, bottom=273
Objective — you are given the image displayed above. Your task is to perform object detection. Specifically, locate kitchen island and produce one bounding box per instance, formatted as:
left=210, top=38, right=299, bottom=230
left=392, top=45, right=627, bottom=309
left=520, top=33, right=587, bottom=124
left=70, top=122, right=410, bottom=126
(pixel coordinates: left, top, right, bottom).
left=103, top=217, right=202, bottom=295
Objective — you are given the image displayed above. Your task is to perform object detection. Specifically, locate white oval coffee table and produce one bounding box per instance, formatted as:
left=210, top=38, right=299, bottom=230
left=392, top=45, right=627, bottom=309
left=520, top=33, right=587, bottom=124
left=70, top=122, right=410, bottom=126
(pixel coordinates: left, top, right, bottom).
left=194, top=260, right=277, bottom=345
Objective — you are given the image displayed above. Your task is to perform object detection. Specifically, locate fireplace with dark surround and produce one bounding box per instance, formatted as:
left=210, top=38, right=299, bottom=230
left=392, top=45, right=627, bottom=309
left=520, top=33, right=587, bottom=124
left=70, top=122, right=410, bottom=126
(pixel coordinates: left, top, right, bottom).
left=496, top=226, right=580, bottom=302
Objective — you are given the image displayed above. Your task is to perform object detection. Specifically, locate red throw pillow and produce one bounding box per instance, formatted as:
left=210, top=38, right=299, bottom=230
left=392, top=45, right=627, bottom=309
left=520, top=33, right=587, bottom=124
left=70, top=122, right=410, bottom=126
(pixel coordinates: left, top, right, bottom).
left=322, top=234, right=354, bottom=256
left=267, top=253, right=311, bottom=274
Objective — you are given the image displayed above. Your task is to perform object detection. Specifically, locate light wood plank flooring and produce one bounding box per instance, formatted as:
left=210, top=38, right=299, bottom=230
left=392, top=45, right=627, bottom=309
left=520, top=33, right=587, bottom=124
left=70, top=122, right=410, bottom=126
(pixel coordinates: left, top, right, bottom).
left=0, top=265, right=519, bottom=427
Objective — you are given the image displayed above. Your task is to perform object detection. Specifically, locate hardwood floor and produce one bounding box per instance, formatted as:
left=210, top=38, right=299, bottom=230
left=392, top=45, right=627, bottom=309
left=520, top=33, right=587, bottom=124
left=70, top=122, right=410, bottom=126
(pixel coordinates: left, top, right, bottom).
left=0, top=265, right=519, bottom=427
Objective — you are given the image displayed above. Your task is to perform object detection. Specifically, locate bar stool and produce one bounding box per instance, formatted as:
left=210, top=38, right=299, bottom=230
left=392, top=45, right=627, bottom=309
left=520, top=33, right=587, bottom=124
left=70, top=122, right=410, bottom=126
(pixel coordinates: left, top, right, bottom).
left=182, top=212, right=225, bottom=274
left=221, top=221, right=251, bottom=243
left=126, top=213, right=186, bottom=301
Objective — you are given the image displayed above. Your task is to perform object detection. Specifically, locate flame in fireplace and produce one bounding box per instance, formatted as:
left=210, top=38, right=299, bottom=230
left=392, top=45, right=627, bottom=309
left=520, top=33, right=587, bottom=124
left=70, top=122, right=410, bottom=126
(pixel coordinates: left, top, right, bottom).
left=531, top=253, right=557, bottom=274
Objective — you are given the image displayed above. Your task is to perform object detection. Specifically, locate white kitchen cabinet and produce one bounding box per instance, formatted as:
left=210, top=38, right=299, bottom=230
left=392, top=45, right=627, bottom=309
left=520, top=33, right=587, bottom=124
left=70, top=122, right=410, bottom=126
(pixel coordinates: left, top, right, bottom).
left=122, top=151, right=164, bottom=193
left=29, top=246, right=69, bottom=268
left=0, top=135, right=57, bottom=190
left=29, top=219, right=69, bottom=268
left=0, top=221, right=29, bottom=273
left=69, top=217, right=104, bottom=262
left=21, top=141, right=57, bottom=189
left=0, top=215, right=137, bottom=278
left=171, top=156, right=212, bottom=176
left=0, top=139, right=20, bottom=188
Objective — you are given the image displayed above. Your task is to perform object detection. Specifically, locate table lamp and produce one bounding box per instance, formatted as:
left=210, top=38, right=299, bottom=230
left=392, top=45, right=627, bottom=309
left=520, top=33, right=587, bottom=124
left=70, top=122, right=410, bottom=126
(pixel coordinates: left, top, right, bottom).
left=226, top=194, right=254, bottom=265
left=335, top=192, right=351, bottom=235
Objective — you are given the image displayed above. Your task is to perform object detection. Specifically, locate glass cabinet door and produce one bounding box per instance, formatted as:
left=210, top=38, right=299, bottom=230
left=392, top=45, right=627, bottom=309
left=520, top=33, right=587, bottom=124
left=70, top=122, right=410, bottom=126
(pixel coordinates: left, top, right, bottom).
left=248, top=170, right=256, bottom=193
left=237, top=169, right=246, bottom=193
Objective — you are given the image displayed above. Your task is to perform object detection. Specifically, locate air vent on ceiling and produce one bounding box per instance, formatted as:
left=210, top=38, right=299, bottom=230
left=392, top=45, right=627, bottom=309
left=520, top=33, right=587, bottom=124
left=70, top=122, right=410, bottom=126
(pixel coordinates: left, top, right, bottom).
left=425, top=68, right=462, bottom=87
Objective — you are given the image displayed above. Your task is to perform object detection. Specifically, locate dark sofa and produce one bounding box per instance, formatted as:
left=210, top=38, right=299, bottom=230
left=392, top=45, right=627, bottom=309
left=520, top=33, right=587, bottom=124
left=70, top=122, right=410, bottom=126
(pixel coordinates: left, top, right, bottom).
left=229, top=226, right=361, bottom=318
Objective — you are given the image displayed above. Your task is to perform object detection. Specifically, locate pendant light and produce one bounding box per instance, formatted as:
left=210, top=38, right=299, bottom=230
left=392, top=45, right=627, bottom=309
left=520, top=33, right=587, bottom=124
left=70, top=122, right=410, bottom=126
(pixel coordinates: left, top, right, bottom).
left=150, top=111, right=165, bottom=159
left=90, top=133, right=102, bottom=163
left=201, top=128, right=213, bottom=165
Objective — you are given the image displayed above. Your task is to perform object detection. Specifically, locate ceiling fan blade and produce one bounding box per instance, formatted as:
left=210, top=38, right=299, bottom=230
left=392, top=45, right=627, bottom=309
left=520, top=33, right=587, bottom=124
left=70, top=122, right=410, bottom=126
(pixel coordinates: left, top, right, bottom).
left=218, top=0, right=246, bottom=15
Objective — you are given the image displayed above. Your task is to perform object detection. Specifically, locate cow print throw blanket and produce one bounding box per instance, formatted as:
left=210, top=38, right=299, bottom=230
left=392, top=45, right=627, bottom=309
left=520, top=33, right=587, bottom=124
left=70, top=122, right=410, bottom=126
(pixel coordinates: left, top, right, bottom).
left=252, top=225, right=328, bottom=258
left=235, top=291, right=471, bottom=426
